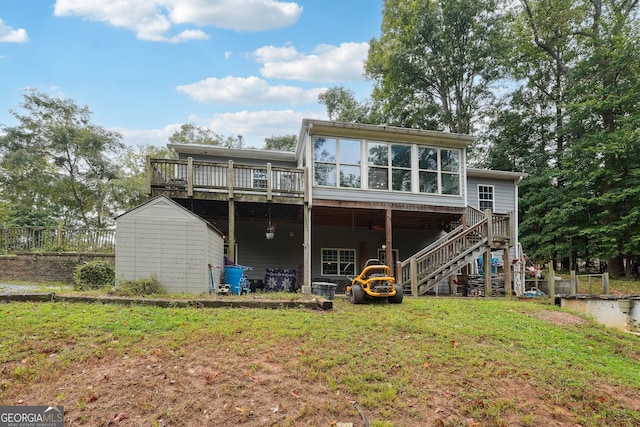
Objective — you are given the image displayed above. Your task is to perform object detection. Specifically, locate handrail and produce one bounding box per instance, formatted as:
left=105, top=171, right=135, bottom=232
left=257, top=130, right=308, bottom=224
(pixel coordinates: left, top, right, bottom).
left=148, top=157, right=305, bottom=198
left=397, top=208, right=512, bottom=295
left=398, top=219, right=489, bottom=288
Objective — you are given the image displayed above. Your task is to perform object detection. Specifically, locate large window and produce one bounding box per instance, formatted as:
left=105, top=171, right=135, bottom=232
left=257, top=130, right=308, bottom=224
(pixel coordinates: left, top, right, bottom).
left=367, top=143, right=412, bottom=191
left=314, top=137, right=361, bottom=188
left=478, top=185, right=494, bottom=211
left=313, top=136, right=462, bottom=195
left=418, top=147, right=460, bottom=195
left=321, top=248, right=356, bottom=276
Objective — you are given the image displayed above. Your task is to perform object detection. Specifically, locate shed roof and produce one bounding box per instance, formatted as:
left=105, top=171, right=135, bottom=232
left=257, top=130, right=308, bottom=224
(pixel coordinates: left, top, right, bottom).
left=115, top=195, right=225, bottom=237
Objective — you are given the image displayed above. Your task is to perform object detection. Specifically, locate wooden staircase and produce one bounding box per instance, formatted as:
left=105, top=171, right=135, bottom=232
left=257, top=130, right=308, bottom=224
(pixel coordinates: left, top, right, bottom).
left=396, top=207, right=512, bottom=296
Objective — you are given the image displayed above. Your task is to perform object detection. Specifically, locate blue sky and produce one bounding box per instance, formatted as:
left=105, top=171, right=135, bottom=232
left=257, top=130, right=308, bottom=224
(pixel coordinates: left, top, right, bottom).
left=0, top=0, right=383, bottom=148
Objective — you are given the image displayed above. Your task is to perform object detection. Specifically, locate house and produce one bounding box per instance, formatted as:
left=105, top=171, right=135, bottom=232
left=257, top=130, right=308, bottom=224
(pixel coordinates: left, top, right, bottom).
left=146, top=119, right=526, bottom=296
left=115, top=195, right=225, bottom=294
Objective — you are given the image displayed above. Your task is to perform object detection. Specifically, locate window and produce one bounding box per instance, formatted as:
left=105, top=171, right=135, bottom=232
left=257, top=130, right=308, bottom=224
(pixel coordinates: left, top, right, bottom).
left=252, top=169, right=267, bottom=189
left=321, top=248, right=356, bottom=276
left=478, top=185, right=494, bottom=211
left=441, top=150, right=460, bottom=195
left=367, top=142, right=388, bottom=189
left=418, top=147, right=461, bottom=195
left=314, top=137, right=361, bottom=188
left=367, top=143, right=412, bottom=192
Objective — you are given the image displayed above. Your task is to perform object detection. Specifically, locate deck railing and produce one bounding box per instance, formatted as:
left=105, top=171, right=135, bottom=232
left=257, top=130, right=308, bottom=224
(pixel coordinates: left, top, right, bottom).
left=148, top=157, right=306, bottom=199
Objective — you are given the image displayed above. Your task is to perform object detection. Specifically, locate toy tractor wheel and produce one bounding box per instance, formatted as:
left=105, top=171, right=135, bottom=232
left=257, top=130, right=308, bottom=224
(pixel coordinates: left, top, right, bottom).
left=350, top=284, right=364, bottom=304
left=388, top=284, right=404, bottom=304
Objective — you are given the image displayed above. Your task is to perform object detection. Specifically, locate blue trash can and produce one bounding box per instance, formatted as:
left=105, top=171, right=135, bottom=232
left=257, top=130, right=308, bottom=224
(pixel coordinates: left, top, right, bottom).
left=224, top=266, right=243, bottom=295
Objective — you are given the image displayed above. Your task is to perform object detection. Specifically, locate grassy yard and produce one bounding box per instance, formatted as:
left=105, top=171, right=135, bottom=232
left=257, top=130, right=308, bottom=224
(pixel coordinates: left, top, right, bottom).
left=1, top=283, right=639, bottom=426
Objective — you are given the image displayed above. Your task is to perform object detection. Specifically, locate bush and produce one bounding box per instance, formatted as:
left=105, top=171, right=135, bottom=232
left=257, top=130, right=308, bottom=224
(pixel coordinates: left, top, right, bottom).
left=113, top=275, right=166, bottom=296
left=74, top=261, right=115, bottom=290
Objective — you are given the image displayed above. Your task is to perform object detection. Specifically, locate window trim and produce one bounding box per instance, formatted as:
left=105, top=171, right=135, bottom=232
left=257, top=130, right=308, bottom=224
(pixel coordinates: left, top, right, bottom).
left=320, top=247, right=356, bottom=276
left=312, top=135, right=463, bottom=196
left=478, top=184, right=495, bottom=211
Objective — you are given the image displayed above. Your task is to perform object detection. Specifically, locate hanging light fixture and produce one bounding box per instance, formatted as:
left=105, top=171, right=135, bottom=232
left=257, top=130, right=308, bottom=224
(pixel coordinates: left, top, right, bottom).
left=266, top=204, right=275, bottom=239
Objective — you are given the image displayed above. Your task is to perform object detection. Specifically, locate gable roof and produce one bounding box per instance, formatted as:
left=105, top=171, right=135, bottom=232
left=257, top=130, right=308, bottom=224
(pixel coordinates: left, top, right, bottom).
left=115, top=195, right=224, bottom=236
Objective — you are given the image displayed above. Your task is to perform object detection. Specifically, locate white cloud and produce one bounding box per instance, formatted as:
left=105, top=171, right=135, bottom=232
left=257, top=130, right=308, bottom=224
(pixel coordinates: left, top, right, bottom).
left=206, top=109, right=326, bottom=147
left=113, top=110, right=326, bottom=149
left=176, top=76, right=325, bottom=105
left=0, top=19, right=29, bottom=43
left=53, top=0, right=302, bottom=42
left=113, top=125, right=178, bottom=148
left=255, top=42, right=369, bottom=82
left=167, top=0, right=302, bottom=31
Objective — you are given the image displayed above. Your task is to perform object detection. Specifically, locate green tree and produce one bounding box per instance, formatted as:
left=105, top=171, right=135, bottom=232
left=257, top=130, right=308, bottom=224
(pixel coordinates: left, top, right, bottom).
left=168, top=123, right=243, bottom=148
left=264, top=135, right=297, bottom=151
left=499, top=0, right=640, bottom=274
left=317, top=85, right=378, bottom=124
left=0, top=89, right=125, bottom=227
left=365, top=0, right=509, bottom=134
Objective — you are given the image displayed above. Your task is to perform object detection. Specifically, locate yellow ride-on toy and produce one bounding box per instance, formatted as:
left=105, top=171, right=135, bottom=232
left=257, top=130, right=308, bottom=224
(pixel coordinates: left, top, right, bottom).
left=346, top=259, right=403, bottom=304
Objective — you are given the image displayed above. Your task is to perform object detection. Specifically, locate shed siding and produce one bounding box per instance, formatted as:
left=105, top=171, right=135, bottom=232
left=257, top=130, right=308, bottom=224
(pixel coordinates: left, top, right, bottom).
left=116, top=197, right=224, bottom=295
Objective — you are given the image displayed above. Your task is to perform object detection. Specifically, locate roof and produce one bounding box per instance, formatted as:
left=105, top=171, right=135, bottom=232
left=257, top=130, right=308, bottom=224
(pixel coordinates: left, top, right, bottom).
left=115, top=195, right=225, bottom=237
left=168, top=143, right=296, bottom=162
left=467, top=168, right=528, bottom=182
left=298, top=119, right=475, bottom=151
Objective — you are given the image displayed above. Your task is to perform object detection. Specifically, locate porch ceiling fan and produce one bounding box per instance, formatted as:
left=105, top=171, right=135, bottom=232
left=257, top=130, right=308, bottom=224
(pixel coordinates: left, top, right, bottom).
left=367, top=220, right=384, bottom=231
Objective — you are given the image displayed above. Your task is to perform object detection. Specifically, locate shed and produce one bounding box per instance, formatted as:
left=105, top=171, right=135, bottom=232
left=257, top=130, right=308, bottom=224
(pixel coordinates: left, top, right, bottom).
left=115, top=196, right=225, bottom=294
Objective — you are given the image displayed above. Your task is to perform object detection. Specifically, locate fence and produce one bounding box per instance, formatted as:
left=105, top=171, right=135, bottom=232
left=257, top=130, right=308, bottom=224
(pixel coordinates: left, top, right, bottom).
left=0, top=226, right=115, bottom=254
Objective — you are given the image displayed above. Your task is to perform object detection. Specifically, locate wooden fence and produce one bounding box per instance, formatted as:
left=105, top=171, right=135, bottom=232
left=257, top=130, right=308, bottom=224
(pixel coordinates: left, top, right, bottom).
left=0, top=226, right=115, bottom=254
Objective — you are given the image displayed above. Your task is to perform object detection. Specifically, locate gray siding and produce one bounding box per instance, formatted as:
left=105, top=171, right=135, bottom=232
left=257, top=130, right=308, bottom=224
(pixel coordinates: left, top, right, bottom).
left=466, top=177, right=516, bottom=214
left=312, top=187, right=466, bottom=209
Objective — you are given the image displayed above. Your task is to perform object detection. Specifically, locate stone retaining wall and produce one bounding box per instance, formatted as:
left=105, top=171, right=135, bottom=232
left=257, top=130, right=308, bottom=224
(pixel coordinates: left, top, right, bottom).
left=0, top=253, right=115, bottom=285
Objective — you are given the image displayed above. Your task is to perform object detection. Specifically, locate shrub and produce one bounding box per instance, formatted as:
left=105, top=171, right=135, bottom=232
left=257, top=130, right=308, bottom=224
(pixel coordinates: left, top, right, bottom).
left=74, top=261, right=115, bottom=290
left=113, top=275, right=166, bottom=296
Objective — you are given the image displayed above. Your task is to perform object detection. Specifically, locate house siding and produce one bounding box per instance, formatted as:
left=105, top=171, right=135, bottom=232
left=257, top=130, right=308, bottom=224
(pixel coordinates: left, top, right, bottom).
left=312, top=187, right=466, bottom=209
left=466, top=176, right=516, bottom=214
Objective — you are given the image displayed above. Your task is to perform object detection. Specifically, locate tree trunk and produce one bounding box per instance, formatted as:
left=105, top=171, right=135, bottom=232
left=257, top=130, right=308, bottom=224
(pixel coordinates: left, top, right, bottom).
left=607, top=255, right=624, bottom=278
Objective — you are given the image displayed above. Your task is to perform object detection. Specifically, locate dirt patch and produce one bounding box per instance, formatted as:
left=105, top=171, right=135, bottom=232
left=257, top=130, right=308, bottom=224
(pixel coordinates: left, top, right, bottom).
left=7, top=334, right=640, bottom=427
left=534, top=309, right=589, bottom=326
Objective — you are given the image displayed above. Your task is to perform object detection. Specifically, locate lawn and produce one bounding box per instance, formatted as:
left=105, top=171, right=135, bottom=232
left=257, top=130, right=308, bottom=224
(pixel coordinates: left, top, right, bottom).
left=1, top=284, right=640, bottom=427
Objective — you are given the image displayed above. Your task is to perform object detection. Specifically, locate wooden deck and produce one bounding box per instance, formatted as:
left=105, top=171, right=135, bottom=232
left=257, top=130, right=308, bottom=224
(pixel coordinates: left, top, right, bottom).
left=147, top=157, right=307, bottom=205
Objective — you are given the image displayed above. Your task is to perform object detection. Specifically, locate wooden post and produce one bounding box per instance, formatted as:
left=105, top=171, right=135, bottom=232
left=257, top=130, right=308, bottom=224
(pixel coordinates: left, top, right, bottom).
left=548, top=263, right=555, bottom=301
left=303, top=204, right=311, bottom=288
left=503, top=247, right=512, bottom=297
left=570, top=270, right=577, bottom=294
left=602, top=272, right=609, bottom=294
left=410, top=258, right=418, bottom=296
left=227, top=160, right=235, bottom=263
left=227, top=160, right=234, bottom=199
left=266, top=163, right=272, bottom=201
left=227, top=199, right=235, bottom=262
left=187, top=157, right=193, bottom=198
left=484, top=209, right=493, bottom=297
left=385, top=209, right=392, bottom=270
left=145, top=155, right=152, bottom=195
left=484, top=248, right=492, bottom=297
